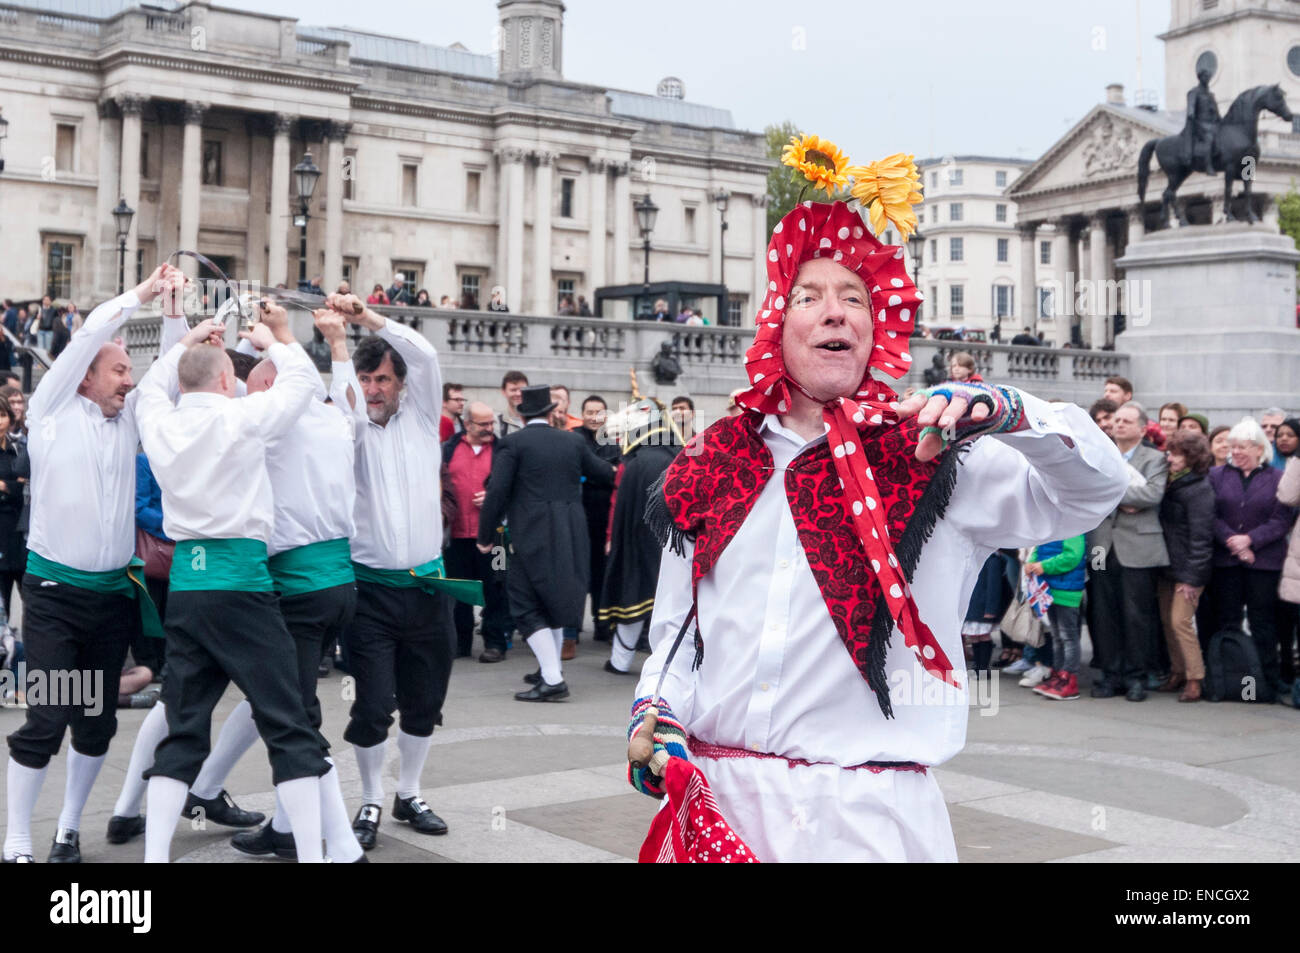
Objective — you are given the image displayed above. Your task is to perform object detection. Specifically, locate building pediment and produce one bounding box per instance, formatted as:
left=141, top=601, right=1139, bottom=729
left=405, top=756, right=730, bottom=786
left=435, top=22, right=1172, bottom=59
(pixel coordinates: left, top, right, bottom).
left=1009, top=104, right=1181, bottom=198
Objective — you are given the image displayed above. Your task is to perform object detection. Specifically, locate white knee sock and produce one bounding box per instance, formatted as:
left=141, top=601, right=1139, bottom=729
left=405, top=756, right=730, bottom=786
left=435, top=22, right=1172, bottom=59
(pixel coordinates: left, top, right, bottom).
left=271, top=790, right=291, bottom=834
left=353, top=740, right=387, bottom=806
left=320, top=762, right=362, bottom=862
left=144, top=776, right=188, bottom=863
left=396, top=730, right=431, bottom=800
left=610, top=623, right=640, bottom=673
left=276, top=776, right=323, bottom=863
left=190, top=699, right=258, bottom=800
left=3, top=758, right=48, bottom=860
left=56, top=748, right=106, bottom=832
left=552, top=627, right=564, bottom=661
left=113, top=701, right=171, bottom=818
left=527, top=628, right=562, bottom=685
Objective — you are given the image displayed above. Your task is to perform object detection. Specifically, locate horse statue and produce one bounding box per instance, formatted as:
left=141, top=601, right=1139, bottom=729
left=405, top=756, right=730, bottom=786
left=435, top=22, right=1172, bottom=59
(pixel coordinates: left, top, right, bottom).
left=1137, top=84, right=1293, bottom=227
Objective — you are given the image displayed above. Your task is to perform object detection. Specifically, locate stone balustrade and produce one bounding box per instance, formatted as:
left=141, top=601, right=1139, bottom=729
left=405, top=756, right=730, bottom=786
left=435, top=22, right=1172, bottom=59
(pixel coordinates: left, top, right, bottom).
left=121, top=306, right=1128, bottom=418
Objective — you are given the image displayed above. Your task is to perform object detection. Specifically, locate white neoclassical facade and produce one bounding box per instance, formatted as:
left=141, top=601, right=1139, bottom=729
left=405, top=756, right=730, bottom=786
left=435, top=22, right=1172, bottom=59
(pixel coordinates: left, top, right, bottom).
left=912, top=156, right=1035, bottom=339
left=0, top=0, right=770, bottom=321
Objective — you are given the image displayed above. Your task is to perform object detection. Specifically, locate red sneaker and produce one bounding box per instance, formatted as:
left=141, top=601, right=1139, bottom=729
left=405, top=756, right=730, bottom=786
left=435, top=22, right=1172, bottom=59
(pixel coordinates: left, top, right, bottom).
left=1032, top=670, right=1063, bottom=696
left=1038, top=672, right=1079, bottom=700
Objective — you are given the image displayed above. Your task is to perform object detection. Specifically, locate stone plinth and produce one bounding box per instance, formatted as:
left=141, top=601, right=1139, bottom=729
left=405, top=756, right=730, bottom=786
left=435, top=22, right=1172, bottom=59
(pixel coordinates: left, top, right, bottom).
left=1114, top=223, right=1300, bottom=426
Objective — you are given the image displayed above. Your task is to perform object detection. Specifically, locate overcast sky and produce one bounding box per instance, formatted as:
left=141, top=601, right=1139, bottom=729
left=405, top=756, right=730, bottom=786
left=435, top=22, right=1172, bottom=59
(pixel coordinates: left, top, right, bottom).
left=219, top=0, right=1168, bottom=163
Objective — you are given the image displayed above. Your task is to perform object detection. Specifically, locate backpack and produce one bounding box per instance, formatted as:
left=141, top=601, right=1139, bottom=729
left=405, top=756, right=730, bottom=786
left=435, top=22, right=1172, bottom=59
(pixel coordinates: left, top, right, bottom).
left=1205, top=628, right=1274, bottom=703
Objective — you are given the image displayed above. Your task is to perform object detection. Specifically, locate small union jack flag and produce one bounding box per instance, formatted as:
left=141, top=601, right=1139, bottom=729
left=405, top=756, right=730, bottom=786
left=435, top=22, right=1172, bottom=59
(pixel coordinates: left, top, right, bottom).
left=1023, top=572, right=1053, bottom=619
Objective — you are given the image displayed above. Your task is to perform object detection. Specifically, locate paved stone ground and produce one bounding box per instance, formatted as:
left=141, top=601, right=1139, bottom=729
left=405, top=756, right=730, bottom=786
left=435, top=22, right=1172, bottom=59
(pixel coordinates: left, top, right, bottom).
left=4, top=624, right=1300, bottom=863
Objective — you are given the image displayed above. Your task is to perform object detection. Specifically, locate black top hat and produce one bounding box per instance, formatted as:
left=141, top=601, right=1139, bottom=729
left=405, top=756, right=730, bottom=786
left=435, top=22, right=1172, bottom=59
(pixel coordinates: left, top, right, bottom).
left=517, top=385, right=558, bottom=420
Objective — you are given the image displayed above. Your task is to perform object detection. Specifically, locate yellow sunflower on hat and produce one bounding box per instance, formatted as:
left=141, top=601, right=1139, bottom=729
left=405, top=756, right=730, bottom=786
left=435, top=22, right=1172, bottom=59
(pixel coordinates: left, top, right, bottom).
left=847, top=153, right=924, bottom=241
left=781, top=134, right=850, bottom=196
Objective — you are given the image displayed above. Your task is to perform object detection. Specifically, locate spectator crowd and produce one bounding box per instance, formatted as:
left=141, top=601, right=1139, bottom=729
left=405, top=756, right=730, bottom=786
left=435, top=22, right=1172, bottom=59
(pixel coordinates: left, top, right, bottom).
left=963, top=369, right=1300, bottom=708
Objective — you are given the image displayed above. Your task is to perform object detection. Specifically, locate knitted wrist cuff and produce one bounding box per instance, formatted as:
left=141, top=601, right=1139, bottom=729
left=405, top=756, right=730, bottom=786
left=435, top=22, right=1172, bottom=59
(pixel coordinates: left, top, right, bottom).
left=628, top=696, right=689, bottom=797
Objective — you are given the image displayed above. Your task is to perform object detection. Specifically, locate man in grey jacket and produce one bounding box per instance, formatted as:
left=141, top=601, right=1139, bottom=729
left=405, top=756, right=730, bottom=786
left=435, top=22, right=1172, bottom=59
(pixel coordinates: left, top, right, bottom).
left=1086, top=402, right=1170, bottom=701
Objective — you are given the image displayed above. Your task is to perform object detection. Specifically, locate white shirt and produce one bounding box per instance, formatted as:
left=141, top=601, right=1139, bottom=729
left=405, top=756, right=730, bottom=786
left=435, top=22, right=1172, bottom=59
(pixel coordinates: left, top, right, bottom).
left=636, top=391, right=1127, bottom=767
left=135, top=340, right=317, bottom=544
left=331, top=320, right=444, bottom=570
left=26, top=291, right=188, bottom=571
left=266, top=396, right=357, bottom=556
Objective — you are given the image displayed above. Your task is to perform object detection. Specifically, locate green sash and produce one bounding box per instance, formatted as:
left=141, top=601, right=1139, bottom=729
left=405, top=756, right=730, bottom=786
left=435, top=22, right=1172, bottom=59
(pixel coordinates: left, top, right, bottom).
left=26, top=550, right=165, bottom=641
left=268, top=538, right=355, bottom=598
left=352, top=556, right=484, bottom=606
left=169, top=538, right=274, bottom=593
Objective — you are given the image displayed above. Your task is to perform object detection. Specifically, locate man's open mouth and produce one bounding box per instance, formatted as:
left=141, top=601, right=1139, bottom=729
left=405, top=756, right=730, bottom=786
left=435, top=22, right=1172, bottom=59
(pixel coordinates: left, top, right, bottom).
left=817, top=341, right=851, bottom=352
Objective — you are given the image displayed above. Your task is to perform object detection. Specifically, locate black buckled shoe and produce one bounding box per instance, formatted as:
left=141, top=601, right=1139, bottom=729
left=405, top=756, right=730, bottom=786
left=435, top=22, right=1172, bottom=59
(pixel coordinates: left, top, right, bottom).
left=184, top=789, right=266, bottom=828
left=603, top=661, right=635, bottom=676
left=352, top=803, right=381, bottom=851
left=230, top=822, right=297, bottom=860
left=514, top=679, right=569, bottom=702
left=106, top=814, right=146, bottom=845
left=392, top=795, right=448, bottom=835
left=48, top=828, right=80, bottom=863
left=1125, top=681, right=1148, bottom=702
left=523, top=669, right=542, bottom=685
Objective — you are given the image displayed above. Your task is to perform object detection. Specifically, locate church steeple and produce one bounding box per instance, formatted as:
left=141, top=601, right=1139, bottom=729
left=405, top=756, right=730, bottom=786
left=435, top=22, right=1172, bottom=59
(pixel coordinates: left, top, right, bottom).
left=496, top=0, right=565, bottom=83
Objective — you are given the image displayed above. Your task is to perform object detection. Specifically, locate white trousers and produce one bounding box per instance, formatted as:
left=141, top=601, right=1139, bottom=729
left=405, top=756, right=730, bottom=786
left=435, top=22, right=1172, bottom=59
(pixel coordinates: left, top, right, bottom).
left=688, top=751, right=957, bottom=863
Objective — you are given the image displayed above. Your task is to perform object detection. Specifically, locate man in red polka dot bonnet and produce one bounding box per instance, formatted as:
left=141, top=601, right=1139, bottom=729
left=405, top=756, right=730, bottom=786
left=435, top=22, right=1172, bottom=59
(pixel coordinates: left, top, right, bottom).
left=625, top=136, right=1129, bottom=862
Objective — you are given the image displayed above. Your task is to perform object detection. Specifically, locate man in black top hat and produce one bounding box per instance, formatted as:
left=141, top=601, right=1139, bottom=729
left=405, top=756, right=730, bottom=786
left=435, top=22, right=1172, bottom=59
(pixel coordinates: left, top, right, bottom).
left=477, top=385, right=615, bottom=701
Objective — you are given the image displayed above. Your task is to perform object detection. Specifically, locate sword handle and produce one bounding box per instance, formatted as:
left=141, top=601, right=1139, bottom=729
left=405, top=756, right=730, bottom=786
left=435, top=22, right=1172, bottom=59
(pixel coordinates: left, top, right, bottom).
left=627, top=706, right=659, bottom=770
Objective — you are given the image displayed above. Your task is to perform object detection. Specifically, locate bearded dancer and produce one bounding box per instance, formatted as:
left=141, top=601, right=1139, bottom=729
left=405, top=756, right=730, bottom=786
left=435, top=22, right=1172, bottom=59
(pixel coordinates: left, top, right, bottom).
left=327, top=293, right=465, bottom=851
left=625, top=140, right=1128, bottom=862
left=3, top=265, right=188, bottom=865
left=137, top=306, right=332, bottom=863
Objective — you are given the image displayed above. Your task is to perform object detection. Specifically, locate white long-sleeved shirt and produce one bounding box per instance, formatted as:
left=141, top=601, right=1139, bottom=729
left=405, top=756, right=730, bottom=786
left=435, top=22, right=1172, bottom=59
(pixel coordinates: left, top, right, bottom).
left=266, top=394, right=357, bottom=556
left=635, top=391, right=1127, bottom=767
left=26, top=291, right=188, bottom=571
left=135, top=340, right=317, bottom=545
left=331, top=320, right=444, bottom=570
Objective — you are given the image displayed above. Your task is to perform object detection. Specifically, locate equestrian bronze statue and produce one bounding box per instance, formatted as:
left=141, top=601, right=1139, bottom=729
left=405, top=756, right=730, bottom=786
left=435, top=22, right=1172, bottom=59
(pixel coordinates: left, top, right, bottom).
left=1137, top=77, right=1292, bottom=227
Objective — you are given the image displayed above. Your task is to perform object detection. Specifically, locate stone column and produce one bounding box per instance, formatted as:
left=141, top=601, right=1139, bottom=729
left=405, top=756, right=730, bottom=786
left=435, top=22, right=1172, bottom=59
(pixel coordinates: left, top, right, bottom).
left=178, top=101, right=208, bottom=279
left=532, top=150, right=554, bottom=315
left=587, top=157, right=607, bottom=295
left=95, top=100, right=122, bottom=298
left=1088, top=212, right=1108, bottom=349
left=323, top=121, right=350, bottom=290
left=752, top=194, right=768, bottom=321
left=1126, top=205, right=1145, bottom=246
left=267, top=114, right=293, bottom=288
left=494, top=154, right=509, bottom=295
left=117, top=95, right=144, bottom=290
left=611, top=162, right=630, bottom=285
left=1018, top=221, right=1038, bottom=334
left=245, top=116, right=270, bottom=282
left=500, top=148, right=526, bottom=313
left=1054, top=216, right=1079, bottom=346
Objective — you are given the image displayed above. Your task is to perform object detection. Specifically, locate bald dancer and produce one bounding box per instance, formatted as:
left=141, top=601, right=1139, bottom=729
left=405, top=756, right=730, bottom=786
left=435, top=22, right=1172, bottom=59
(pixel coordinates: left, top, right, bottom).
left=136, top=306, right=335, bottom=863
left=3, top=265, right=189, bottom=864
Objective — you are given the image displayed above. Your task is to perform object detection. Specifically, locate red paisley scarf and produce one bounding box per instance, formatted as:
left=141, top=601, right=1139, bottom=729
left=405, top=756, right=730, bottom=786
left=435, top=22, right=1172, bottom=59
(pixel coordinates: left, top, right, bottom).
left=648, top=201, right=961, bottom=707
left=649, top=410, right=965, bottom=717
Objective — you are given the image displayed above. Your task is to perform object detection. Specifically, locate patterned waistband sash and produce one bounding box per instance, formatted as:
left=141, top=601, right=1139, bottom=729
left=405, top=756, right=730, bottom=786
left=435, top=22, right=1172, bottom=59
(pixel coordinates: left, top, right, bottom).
left=686, top=736, right=927, bottom=775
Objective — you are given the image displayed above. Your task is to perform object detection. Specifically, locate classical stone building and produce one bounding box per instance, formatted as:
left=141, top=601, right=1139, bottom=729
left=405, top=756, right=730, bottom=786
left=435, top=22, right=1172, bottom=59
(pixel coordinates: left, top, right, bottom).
left=0, top=0, right=770, bottom=321
left=1008, top=0, right=1300, bottom=349
left=913, top=156, right=1036, bottom=339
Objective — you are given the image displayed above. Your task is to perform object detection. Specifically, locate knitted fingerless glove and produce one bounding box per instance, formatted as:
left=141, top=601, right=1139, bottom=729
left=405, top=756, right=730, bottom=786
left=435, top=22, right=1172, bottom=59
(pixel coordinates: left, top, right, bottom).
left=627, top=696, right=689, bottom=798
left=915, top=382, right=1026, bottom=449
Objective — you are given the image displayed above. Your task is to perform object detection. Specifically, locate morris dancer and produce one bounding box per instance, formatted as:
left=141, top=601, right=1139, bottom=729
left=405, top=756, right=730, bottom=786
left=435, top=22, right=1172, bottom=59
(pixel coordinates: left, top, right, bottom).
left=137, top=305, right=333, bottom=863
left=626, top=139, right=1128, bottom=862
left=3, top=265, right=187, bottom=864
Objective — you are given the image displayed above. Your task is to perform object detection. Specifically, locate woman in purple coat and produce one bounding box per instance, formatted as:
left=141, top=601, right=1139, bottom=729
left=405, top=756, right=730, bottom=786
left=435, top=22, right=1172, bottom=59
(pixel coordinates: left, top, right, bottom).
left=1208, top=418, right=1298, bottom=695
